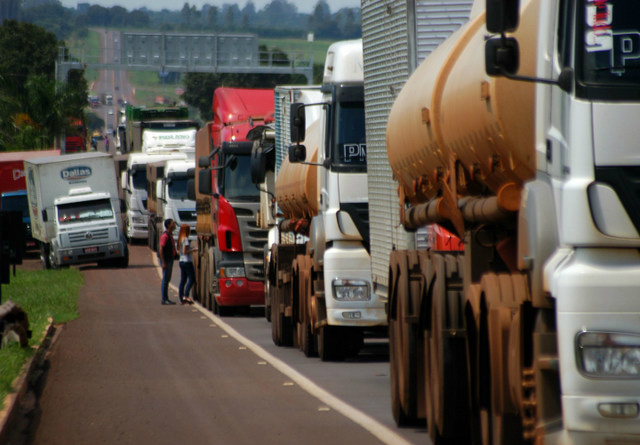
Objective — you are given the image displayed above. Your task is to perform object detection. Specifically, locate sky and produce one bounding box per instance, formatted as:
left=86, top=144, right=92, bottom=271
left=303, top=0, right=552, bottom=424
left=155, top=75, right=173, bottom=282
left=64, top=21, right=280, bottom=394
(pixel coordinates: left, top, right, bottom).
left=61, top=0, right=360, bottom=14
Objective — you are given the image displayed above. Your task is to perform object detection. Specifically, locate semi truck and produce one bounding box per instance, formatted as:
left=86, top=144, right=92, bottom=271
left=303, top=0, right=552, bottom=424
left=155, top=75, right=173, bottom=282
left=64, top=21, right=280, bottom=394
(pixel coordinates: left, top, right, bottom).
left=122, top=105, right=198, bottom=154
left=192, top=88, right=272, bottom=316
left=256, top=40, right=386, bottom=361
left=0, top=150, right=60, bottom=250
left=24, top=152, right=128, bottom=269
left=249, top=86, right=322, bottom=324
left=146, top=159, right=197, bottom=252
left=120, top=152, right=188, bottom=242
left=361, top=0, right=640, bottom=444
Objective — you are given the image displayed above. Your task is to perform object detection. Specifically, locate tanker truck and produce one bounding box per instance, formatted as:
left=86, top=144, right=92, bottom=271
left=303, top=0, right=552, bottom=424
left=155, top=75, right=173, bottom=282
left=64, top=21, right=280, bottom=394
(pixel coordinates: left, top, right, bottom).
left=261, top=40, right=386, bottom=361
left=362, top=0, right=640, bottom=444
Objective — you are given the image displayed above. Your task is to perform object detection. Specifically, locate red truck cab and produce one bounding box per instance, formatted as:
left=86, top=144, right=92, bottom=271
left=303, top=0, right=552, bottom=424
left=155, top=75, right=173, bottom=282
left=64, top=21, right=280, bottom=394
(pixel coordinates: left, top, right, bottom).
left=196, top=88, right=274, bottom=315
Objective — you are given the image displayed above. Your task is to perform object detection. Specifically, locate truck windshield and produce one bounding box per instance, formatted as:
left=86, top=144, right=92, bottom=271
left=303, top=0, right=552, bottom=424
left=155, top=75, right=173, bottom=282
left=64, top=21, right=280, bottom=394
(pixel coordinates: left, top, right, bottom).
left=222, top=155, right=259, bottom=201
left=332, top=101, right=366, bottom=172
left=576, top=0, right=640, bottom=98
left=132, top=168, right=147, bottom=190
left=167, top=176, right=189, bottom=200
left=1, top=194, right=28, bottom=218
left=57, top=198, right=114, bottom=224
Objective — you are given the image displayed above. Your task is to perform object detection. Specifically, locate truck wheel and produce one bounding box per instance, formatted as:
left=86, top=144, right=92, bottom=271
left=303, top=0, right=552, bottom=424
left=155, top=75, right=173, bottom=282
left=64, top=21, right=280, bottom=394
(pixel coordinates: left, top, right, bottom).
left=40, top=243, right=52, bottom=270
left=388, top=250, right=419, bottom=425
left=298, top=320, right=316, bottom=357
left=116, top=248, right=129, bottom=268
left=475, top=273, right=528, bottom=445
left=48, top=244, right=59, bottom=270
left=317, top=325, right=343, bottom=361
left=426, top=253, right=470, bottom=443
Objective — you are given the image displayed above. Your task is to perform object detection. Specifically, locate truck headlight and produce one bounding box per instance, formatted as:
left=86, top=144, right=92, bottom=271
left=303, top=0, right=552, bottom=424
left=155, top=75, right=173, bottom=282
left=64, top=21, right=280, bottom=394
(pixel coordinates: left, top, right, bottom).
left=332, top=279, right=370, bottom=301
left=221, top=267, right=245, bottom=278
left=577, top=331, right=640, bottom=378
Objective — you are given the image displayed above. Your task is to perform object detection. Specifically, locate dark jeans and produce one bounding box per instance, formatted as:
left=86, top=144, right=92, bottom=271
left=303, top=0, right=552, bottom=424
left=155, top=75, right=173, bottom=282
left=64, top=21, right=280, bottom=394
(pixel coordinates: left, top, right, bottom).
left=179, top=261, right=195, bottom=301
left=161, top=259, right=174, bottom=302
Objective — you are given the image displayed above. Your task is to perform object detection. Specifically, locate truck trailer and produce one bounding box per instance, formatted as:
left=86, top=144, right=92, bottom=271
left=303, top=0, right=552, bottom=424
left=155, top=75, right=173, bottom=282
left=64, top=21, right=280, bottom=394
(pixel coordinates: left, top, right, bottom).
left=362, top=0, right=640, bottom=443
left=192, top=88, right=273, bottom=316
left=25, top=152, right=128, bottom=269
left=123, top=105, right=198, bottom=154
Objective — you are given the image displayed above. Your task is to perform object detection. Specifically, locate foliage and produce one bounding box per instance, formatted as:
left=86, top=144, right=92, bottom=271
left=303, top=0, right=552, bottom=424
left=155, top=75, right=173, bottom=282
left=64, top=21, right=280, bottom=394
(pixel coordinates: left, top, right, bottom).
left=0, top=267, right=83, bottom=409
left=0, top=20, right=88, bottom=151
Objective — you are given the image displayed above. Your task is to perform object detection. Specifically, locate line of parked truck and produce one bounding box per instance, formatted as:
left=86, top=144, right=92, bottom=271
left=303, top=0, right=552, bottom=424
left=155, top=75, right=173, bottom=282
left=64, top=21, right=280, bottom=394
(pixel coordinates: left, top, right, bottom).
left=4, top=0, right=638, bottom=442
left=187, top=0, right=640, bottom=444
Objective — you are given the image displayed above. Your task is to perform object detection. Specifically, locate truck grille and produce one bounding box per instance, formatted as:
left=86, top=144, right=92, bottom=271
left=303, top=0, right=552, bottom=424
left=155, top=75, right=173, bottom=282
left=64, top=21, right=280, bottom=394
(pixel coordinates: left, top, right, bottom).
left=178, top=210, right=197, bottom=221
left=68, top=228, right=110, bottom=245
left=232, top=201, right=268, bottom=281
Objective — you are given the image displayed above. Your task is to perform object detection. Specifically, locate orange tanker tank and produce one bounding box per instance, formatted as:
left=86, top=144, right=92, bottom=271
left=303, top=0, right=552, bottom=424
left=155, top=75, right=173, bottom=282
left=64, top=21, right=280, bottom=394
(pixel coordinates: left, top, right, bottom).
left=275, top=118, right=321, bottom=220
left=386, top=1, right=539, bottom=225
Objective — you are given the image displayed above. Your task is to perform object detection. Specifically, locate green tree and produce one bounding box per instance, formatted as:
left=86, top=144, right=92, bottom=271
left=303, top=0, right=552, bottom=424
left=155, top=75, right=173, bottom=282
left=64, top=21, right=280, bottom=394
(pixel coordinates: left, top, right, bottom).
left=206, top=5, right=219, bottom=29
left=0, top=21, right=87, bottom=151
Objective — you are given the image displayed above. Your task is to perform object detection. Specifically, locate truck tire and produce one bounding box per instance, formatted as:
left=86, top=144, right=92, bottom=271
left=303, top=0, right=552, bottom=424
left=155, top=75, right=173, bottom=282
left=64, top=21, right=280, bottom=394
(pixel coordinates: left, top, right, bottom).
left=48, top=244, right=59, bottom=269
left=475, top=273, right=527, bottom=445
left=297, top=320, right=316, bottom=357
left=40, top=243, right=52, bottom=270
left=426, top=253, right=470, bottom=444
left=316, top=325, right=344, bottom=361
left=388, top=250, right=420, bottom=425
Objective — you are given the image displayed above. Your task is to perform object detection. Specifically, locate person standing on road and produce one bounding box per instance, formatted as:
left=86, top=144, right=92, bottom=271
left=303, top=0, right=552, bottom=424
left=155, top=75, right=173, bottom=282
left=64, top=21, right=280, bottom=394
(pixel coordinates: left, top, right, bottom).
left=177, top=224, right=197, bottom=305
left=160, top=218, right=177, bottom=305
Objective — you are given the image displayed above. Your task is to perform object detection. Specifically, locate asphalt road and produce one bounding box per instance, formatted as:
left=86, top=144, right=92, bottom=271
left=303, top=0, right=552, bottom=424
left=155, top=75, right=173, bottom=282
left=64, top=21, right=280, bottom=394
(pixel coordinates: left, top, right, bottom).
left=20, top=245, right=428, bottom=445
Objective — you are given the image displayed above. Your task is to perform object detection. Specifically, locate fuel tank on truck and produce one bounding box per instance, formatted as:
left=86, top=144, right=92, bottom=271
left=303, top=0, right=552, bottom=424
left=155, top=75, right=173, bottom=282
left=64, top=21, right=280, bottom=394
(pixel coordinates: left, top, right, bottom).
left=386, top=0, right=539, bottom=211
left=275, top=118, right=322, bottom=220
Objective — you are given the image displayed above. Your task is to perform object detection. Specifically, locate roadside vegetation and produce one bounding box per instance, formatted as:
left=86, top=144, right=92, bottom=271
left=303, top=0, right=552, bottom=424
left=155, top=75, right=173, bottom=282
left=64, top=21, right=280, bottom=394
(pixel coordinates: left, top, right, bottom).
left=0, top=267, right=83, bottom=409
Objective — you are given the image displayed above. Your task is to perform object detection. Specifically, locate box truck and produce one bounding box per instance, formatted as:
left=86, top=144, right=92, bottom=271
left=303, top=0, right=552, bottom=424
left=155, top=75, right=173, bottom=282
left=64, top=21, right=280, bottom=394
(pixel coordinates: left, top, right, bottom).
left=25, top=152, right=128, bottom=269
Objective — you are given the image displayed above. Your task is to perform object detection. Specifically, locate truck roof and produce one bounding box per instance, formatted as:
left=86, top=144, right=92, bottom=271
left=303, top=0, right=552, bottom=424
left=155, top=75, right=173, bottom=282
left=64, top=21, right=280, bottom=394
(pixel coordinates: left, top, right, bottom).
left=213, top=88, right=274, bottom=126
left=323, top=39, right=364, bottom=85
left=26, top=151, right=111, bottom=165
left=0, top=149, right=60, bottom=162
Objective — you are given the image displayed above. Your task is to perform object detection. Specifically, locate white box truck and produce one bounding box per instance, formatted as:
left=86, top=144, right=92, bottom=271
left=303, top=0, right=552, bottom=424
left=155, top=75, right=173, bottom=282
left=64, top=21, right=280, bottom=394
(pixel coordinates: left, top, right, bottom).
left=25, top=152, right=129, bottom=269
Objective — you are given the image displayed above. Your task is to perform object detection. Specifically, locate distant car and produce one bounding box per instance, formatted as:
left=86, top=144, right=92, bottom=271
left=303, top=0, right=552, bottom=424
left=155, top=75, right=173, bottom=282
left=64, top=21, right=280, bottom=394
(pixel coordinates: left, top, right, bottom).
left=108, top=109, right=114, bottom=115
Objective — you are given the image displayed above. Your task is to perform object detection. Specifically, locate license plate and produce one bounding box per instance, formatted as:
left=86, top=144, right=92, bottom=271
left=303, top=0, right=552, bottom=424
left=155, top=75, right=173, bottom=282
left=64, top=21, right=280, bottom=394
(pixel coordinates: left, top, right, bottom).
left=84, top=247, right=98, bottom=254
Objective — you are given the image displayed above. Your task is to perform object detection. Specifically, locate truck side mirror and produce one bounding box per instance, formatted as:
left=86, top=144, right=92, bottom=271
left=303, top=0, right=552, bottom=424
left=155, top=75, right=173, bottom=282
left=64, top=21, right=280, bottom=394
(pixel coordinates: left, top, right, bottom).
left=290, top=103, right=306, bottom=143
left=486, top=0, right=519, bottom=34
left=156, top=182, right=163, bottom=201
left=198, top=169, right=212, bottom=195
left=198, top=155, right=211, bottom=169
left=42, top=209, right=48, bottom=222
left=485, top=37, right=519, bottom=76
left=187, top=168, right=195, bottom=179
left=288, top=144, right=306, bottom=163
left=187, top=179, right=196, bottom=201
left=120, top=172, right=127, bottom=191
left=251, top=147, right=267, bottom=184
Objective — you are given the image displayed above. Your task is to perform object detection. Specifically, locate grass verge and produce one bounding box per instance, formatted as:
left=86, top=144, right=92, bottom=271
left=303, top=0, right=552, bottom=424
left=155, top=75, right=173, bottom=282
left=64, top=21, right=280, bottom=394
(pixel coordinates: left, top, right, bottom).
left=0, top=267, right=83, bottom=410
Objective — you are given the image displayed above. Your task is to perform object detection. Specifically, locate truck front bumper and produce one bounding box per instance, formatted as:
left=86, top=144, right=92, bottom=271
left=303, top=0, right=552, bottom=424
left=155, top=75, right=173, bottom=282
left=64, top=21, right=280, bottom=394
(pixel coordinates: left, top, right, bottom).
left=216, top=278, right=264, bottom=307
left=323, top=241, right=387, bottom=327
left=127, top=212, right=149, bottom=239
left=548, top=247, right=640, bottom=440
left=56, top=241, right=127, bottom=266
